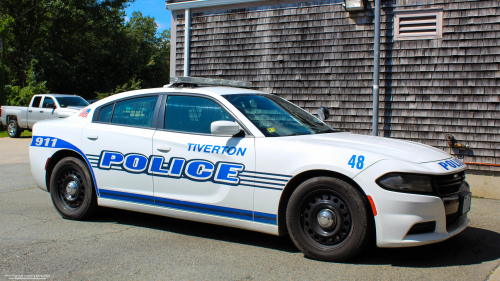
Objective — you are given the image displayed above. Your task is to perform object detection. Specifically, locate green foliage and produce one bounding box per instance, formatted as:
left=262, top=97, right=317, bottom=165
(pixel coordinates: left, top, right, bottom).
left=0, top=0, right=170, bottom=103
left=5, top=59, right=48, bottom=106
left=0, top=15, right=15, bottom=106
left=96, top=77, right=142, bottom=100
left=122, top=11, right=170, bottom=90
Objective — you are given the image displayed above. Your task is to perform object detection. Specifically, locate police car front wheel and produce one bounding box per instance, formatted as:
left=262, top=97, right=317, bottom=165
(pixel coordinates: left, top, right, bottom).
left=286, top=177, right=372, bottom=262
left=50, top=157, right=97, bottom=220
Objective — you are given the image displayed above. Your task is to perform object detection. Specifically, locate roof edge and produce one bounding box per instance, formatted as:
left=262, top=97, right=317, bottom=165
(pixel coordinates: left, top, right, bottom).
left=165, top=0, right=266, bottom=11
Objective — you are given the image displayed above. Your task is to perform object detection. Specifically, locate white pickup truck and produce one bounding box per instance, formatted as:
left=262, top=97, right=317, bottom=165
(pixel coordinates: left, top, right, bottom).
left=1, top=94, right=89, bottom=138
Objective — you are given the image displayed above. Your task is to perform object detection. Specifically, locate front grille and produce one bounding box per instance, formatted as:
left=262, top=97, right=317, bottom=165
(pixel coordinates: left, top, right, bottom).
left=407, top=221, right=436, bottom=235
left=433, top=171, right=465, bottom=195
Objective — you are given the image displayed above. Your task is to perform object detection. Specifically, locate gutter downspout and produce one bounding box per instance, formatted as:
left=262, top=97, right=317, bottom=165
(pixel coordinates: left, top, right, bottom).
left=372, top=0, right=381, bottom=136
left=184, top=8, right=191, bottom=77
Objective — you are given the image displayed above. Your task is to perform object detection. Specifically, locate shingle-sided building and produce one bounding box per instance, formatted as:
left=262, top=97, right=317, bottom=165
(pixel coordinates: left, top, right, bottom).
left=166, top=0, right=500, bottom=198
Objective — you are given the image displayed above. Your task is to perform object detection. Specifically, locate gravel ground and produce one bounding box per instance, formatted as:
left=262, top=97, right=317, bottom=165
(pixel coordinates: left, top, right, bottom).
left=1, top=138, right=500, bottom=281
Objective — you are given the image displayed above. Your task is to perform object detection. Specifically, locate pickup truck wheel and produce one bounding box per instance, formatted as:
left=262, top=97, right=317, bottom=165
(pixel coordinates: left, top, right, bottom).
left=50, top=157, right=97, bottom=220
left=7, top=120, right=21, bottom=138
left=286, top=177, right=371, bottom=262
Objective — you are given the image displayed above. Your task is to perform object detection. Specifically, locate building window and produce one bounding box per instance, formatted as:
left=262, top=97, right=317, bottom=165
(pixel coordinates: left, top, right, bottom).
left=394, top=10, right=443, bottom=40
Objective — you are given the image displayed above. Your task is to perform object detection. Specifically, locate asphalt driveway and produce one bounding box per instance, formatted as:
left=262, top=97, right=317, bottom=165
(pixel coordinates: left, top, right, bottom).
left=1, top=137, right=499, bottom=280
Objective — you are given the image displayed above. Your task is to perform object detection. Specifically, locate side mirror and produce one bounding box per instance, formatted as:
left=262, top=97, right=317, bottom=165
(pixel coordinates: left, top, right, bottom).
left=211, top=121, right=241, bottom=136
left=317, top=106, right=330, bottom=121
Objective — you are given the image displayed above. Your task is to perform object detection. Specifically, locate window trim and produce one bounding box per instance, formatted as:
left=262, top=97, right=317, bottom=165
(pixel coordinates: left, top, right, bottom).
left=394, top=9, right=443, bottom=41
left=92, top=94, right=163, bottom=130
left=158, top=93, right=254, bottom=137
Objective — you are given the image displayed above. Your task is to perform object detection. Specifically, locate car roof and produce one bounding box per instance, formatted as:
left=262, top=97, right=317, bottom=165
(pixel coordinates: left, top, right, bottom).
left=179, top=86, right=267, bottom=96
left=91, top=86, right=269, bottom=107
left=36, top=94, right=84, bottom=97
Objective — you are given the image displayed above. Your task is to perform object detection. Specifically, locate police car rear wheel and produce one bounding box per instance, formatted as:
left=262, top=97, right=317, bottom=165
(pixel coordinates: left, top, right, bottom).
left=286, top=176, right=371, bottom=262
left=50, top=157, right=97, bottom=220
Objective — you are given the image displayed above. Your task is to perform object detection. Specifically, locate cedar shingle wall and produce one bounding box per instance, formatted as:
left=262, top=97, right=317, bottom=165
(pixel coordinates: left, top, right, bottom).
left=174, top=0, right=500, bottom=171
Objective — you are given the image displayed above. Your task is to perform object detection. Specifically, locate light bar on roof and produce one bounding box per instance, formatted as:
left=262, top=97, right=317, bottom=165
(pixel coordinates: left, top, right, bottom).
left=169, top=77, right=253, bottom=88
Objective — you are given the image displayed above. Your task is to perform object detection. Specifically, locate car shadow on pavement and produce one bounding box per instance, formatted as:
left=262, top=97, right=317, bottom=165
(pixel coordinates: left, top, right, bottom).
left=90, top=207, right=300, bottom=253
left=348, top=227, right=500, bottom=267
left=90, top=208, right=500, bottom=266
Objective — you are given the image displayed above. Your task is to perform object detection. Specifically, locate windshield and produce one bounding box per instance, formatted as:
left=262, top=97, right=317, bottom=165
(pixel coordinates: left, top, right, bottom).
left=224, top=94, right=335, bottom=137
left=55, top=96, right=89, bottom=108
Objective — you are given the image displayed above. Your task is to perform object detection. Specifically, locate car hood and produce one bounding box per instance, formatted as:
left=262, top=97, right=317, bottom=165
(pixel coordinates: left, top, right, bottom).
left=288, top=132, right=451, bottom=163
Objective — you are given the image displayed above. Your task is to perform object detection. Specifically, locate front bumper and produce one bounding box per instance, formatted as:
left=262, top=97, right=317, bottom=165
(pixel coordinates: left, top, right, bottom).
left=372, top=189, right=469, bottom=247
left=353, top=159, right=470, bottom=248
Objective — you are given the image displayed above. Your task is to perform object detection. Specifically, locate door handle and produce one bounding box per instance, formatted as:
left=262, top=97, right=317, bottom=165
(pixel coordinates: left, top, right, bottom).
left=87, top=135, right=98, bottom=140
left=157, top=146, right=171, bottom=153
left=39, top=110, right=44, bottom=113
left=29, top=110, right=32, bottom=113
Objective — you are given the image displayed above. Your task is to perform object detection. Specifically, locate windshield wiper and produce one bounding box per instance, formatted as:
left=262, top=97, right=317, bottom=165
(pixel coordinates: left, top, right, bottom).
left=315, top=129, right=336, bottom=134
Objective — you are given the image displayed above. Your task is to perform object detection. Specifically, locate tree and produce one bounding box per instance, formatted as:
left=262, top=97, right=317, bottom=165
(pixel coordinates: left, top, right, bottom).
left=0, top=15, right=14, bottom=106
left=123, top=11, right=170, bottom=89
left=4, top=59, right=49, bottom=106
left=0, top=0, right=170, bottom=102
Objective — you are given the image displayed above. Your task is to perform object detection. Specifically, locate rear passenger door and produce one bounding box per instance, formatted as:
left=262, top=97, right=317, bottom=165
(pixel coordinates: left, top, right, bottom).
left=27, top=96, right=43, bottom=127
left=82, top=95, right=161, bottom=201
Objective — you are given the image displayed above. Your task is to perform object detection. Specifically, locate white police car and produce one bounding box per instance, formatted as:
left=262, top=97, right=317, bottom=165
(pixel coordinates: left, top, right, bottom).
left=29, top=77, right=471, bottom=261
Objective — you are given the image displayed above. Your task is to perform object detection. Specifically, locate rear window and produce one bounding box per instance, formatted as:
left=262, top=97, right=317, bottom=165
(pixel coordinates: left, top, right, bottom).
left=111, top=96, right=158, bottom=127
left=31, top=96, right=42, bottom=108
left=96, top=96, right=158, bottom=128
left=98, top=104, right=114, bottom=123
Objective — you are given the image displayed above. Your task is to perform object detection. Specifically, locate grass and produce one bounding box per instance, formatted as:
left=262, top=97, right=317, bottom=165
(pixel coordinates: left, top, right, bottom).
left=0, top=128, right=32, bottom=138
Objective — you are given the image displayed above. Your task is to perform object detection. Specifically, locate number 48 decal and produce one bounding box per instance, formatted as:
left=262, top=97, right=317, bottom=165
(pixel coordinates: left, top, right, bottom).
left=348, top=155, right=365, bottom=169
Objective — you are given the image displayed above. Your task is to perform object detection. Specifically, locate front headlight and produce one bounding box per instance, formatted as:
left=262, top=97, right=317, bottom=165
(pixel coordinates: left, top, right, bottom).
left=376, top=173, right=434, bottom=194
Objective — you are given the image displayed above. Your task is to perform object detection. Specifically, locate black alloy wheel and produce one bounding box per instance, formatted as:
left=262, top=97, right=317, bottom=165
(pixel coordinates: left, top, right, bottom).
left=286, top=177, right=372, bottom=262
left=50, top=157, right=97, bottom=220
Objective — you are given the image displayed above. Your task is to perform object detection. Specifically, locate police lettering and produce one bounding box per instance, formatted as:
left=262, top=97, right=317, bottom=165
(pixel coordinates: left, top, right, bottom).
left=438, top=158, right=465, bottom=170
left=99, top=151, right=244, bottom=184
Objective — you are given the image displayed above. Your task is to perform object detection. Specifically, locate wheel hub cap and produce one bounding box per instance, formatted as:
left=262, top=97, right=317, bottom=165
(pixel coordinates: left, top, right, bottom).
left=8, top=123, right=15, bottom=134
left=65, top=181, right=79, bottom=200
left=301, top=194, right=352, bottom=246
left=317, top=209, right=336, bottom=229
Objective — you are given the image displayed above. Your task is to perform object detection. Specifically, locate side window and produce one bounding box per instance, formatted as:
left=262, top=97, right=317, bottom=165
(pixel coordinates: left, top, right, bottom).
left=42, top=97, right=55, bottom=108
left=31, top=96, right=42, bottom=108
left=111, top=96, right=158, bottom=128
left=164, top=96, right=235, bottom=134
left=98, top=104, right=114, bottom=123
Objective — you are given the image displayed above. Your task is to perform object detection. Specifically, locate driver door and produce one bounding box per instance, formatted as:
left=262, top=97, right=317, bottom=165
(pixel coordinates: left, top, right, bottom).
left=152, top=94, right=256, bottom=221
left=40, top=97, right=59, bottom=121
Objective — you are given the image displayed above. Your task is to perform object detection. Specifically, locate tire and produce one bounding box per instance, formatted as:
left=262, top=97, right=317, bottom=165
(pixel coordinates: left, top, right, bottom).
left=286, top=177, right=371, bottom=262
left=50, top=157, right=97, bottom=220
left=7, top=119, right=21, bottom=138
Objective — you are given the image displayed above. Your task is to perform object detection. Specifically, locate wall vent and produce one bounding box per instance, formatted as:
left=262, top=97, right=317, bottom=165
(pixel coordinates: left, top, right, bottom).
left=394, top=10, right=443, bottom=40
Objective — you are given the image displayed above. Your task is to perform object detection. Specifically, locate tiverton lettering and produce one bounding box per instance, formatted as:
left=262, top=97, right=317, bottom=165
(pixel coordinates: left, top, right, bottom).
left=187, top=143, right=247, bottom=156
